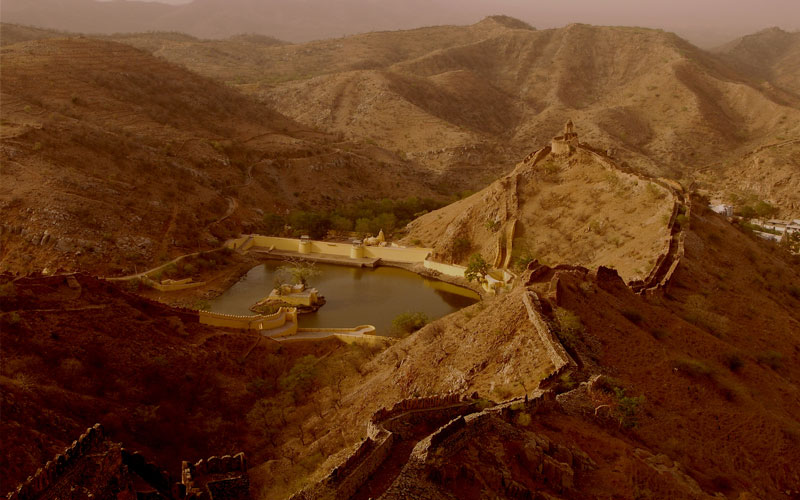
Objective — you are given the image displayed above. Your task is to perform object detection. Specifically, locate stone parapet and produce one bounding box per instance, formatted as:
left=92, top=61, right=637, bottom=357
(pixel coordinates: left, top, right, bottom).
left=181, top=452, right=248, bottom=499
left=7, top=424, right=105, bottom=500
left=522, top=291, right=576, bottom=382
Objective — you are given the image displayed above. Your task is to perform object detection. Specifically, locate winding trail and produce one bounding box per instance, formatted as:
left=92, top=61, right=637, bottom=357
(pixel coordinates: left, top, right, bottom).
left=275, top=325, right=378, bottom=342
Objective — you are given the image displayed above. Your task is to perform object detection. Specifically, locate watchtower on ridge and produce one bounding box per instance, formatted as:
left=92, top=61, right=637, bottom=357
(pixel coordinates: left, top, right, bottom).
left=551, top=120, right=579, bottom=155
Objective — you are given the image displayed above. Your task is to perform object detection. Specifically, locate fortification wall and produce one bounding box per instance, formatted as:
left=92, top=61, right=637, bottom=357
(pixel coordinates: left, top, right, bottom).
left=368, top=394, right=466, bottom=436
left=365, top=246, right=431, bottom=263
left=249, top=236, right=300, bottom=252
left=142, top=277, right=206, bottom=292
left=7, top=424, right=106, bottom=500
left=115, top=285, right=199, bottom=323
left=282, top=326, right=391, bottom=345
left=231, top=235, right=433, bottom=264
left=415, top=390, right=557, bottom=463
left=522, top=291, right=576, bottom=381
left=199, top=308, right=296, bottom=332
left=423, top=259, right=466, bottom=278
left=182, top=453, right=249, bottom=499
left=551, top=139, right=572, bottom=156
left=291, top=394, right=474, bottom=500
left=324, top=432, right=394, bottom=500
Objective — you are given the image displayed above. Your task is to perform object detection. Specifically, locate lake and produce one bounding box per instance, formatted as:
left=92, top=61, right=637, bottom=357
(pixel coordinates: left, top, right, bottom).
left=209, top=261, right=479, bottom=334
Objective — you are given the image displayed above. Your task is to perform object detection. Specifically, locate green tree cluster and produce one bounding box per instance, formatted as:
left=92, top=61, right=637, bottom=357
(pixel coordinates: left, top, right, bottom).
left=260, top=197, right=444, bottom=239
left=391, top=311, right=430, bottom=337
left=464, top=253, right=490, bottom=282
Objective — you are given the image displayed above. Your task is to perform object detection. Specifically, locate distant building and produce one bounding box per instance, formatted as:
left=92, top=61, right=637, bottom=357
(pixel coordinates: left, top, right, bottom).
left=758, top=219, right=800, bottom=235
left=754, top=231, right=783, bottom=243
left=710, top=204, right=734, bottom=217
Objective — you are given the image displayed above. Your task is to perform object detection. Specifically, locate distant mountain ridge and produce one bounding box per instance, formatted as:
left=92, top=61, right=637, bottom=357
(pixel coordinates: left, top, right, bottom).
left=714, top=27, right=800, bottom=95
left=3, top=18, right=799, bottom=216
left=0, top=0, right=480, bottom=41
left=3, top=0, right=797, bottom=46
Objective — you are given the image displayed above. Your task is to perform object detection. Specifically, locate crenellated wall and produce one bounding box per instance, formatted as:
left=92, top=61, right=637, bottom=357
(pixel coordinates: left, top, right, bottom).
left=367, top=394, right=467, bottom=438
left=7, top=424, right=106, bottom=500
left=181, top=452, right=249, bottom=499
left=411, top=389, right=593, bottom=497
left=290, top=394, right=476, bottom=500
left=228, top=235, right=434, bottom=264
left=198, top=307, right=297, bottom=334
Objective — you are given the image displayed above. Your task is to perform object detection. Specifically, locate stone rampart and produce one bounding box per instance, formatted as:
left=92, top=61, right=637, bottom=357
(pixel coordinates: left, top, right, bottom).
left=234, top=235, right=434, bottom=264
left=182, top=453, right=249, bottom=500
left=7, top=424, right=105, bottom=500
left=422, top=259, right=466, bottom=278
left=142, top=277, right=207, bottom=292
left=368, top=394, right=466, bottom=436
left=280, top=326, right=392, bottom=345
left=198, top=307, right=297, bottom=332
left=291, top=394, right=475, bottom=500
left=522, top=291, right=576, bottom=382
left=416, top=390, right=558, bottom=462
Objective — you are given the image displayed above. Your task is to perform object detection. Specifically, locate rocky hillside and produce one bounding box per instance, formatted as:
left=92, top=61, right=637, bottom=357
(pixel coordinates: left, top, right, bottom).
left=0, top=37, right=435, bottom=275
left=3, top=196, right=799, bottom=499
left=715, top=27, right=800, bottom=96
left=279, top=197, right=800, bottom=499
left=101, top=19, right=800, bottom=209
left=0, top=271, right=371, bottom=493
left=403, top=142, right=676, bottom=282
left=4, top=21, right=799, bottom=212
left=0, top=0, right=513, bottom=42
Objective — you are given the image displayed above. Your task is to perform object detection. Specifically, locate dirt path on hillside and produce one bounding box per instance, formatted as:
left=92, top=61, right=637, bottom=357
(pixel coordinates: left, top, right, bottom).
left=153, top=206, right=179, bottom=266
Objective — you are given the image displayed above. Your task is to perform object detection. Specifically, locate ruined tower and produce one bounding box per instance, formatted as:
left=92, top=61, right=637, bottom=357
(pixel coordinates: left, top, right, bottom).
left=551, top=120, right=579, bottom=155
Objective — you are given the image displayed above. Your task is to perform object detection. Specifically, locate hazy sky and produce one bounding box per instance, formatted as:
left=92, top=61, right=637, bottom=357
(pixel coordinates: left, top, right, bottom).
left=29, top=0, right=800, bottom=46
left=492, top=0, right=800, bottom=45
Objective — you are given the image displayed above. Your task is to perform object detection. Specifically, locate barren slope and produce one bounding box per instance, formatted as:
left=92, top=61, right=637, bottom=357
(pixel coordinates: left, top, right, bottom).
left=715, top=27, right=800, bottom=96
left=404, top=146, right=675, bottom=283
left=294, top=198, right=800, bottom=499
left=0, top=271, right=362, bottom=493
left=109, top=19, right=800, bottom=205
left=0, top=37, right=436, bottom=275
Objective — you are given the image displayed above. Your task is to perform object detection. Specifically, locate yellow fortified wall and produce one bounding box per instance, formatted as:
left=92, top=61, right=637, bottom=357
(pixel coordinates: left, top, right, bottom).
left=227, top=235, right=433, bottom=264
left=291, top=326, right=394, bottom=345
left=198, top=307, right=298, bottom=334
left=423, top=259, right=467, bottom=278
left=143, top=277, right=207, bottom=292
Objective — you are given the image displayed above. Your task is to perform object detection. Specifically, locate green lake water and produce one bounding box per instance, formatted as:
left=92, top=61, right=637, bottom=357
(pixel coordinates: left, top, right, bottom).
left=209, top=261, right=479, bottom=334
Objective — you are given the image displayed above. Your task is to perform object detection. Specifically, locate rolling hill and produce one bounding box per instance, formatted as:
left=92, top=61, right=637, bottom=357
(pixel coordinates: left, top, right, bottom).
left=0, top=37, right=436, bottom=275
left=100, top=19, right=800, bottom=213
left=714, top=27, right=800, bottom=96
left=402, top=141, right=676, bottom=282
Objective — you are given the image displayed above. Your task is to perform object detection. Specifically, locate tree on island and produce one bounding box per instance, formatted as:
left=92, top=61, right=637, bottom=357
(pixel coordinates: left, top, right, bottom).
left=464, top=253, right=490, bottom=282
left=274, top=259, right=320, bottom=291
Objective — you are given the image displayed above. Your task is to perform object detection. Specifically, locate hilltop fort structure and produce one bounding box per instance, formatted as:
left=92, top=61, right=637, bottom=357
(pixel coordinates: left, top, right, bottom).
left=551, top=119, right=579, bottom=155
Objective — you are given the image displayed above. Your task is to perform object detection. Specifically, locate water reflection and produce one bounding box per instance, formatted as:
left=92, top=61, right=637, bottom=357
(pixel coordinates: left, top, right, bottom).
left=209, top=260, right=479, bottom=334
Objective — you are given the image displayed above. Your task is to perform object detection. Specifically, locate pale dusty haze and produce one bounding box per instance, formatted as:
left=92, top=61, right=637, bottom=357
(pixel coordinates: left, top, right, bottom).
left=4, top=0, right=800, bottom=46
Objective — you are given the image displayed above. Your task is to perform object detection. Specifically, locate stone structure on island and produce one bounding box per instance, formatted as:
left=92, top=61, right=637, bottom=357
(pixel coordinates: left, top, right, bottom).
left=260, top=281, right=326, bottom=314
left=551, top=119, right=579, bottom=155
left=5, top=423, right=249, bottom=500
